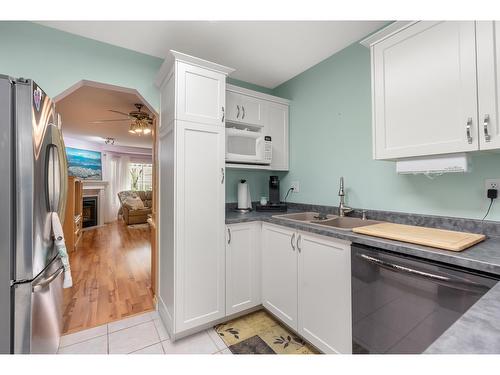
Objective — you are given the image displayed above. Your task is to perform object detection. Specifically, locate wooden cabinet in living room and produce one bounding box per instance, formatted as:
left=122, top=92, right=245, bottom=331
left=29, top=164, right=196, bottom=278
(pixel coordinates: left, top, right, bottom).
left=63, top=176, right=83, bottom=252
left=225, top=222, right=261, bottom=315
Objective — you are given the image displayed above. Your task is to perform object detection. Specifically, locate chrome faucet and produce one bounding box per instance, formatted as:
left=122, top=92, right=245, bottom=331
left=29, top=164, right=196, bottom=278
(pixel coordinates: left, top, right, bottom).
left=338, top=177, right=353, bottom=217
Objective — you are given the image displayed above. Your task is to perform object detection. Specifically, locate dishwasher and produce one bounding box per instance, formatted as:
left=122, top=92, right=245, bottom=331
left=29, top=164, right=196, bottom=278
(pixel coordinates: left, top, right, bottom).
left=351, top=244, right=498, bottom=354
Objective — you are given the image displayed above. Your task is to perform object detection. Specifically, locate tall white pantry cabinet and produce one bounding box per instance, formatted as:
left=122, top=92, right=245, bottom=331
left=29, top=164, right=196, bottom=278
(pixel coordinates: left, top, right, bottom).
left=156, top=51, right=234, bottom=339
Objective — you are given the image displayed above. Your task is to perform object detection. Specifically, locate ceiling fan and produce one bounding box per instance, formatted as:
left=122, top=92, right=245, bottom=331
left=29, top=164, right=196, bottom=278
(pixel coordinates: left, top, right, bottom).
left=90, top=103, right=153, bottom=135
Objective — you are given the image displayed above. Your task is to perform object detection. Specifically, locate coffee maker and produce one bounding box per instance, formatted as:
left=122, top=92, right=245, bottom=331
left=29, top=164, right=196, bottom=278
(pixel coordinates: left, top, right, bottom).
left=256, top=175, right=287, bottom=212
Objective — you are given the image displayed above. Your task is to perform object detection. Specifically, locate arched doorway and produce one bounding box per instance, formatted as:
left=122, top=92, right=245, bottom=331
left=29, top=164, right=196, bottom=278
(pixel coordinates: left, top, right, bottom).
left=55, top=80, right=159, bottom=334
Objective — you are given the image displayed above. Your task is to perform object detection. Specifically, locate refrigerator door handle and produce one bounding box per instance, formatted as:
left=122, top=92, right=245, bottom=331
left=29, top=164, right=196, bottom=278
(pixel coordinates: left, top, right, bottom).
left=47, top=121, right=68, bottom=221
left=32, top=266, right=64, bottom=293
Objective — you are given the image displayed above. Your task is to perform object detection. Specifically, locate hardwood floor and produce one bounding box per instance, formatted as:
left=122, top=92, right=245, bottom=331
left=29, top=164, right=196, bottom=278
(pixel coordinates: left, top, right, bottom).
left=62, top=220, right=154, bottom=334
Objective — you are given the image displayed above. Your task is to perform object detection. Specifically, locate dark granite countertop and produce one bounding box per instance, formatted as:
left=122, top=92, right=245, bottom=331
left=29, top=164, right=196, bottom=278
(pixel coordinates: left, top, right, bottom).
left=226, top=208, right=500, bottom=354
left=226, top=209, right=500, bottom=275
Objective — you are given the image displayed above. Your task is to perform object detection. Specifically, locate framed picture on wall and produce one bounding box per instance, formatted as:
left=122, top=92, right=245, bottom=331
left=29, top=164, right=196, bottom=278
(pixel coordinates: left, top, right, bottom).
left=66, top=147, right=102, bottom=180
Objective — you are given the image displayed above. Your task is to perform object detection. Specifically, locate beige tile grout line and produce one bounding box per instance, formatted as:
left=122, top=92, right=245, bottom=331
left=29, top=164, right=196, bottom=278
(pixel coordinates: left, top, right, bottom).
left=59, top=312, right=155, bottom=353
left=207, top=328, right=229, bottom=353
left=150, top=317, right=166, bottom=354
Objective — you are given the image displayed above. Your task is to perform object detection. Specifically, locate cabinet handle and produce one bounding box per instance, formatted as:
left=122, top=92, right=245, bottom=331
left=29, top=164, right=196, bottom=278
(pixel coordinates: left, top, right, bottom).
left=221, top=168, right=225, bottom=184
left=242, top=106, right=245, bottom=119
left=236, top=105, right=240, bottom=119
left=466, top=117, right=473, bottom=144
left=291, top=233, right=296, bottom=251
left=297, top=234, right=302, bottom=253
left=484, top=114, right=491, bottom=142
left=221, top=106, right=225, bottom=123
left=227, top=227, right=231, bottom=244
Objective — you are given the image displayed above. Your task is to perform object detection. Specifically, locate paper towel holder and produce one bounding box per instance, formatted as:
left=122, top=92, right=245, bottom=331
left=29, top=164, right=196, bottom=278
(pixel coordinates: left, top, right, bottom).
left=235, top=179, right=253, bottom=213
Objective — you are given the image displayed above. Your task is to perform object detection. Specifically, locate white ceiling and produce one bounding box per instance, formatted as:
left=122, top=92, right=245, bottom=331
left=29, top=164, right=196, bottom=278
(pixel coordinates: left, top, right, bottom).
left=37, top=21, right=387, bottom=88
left=57, top=84, right=154, bottom=149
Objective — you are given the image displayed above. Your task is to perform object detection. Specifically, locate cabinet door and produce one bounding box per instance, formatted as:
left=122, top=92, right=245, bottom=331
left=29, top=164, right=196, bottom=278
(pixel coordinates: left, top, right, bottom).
left=261, top=223, right=298, bottom=330
left=226, top=222, right=261, bottom=315
left=226, top=91, right=241, bottom=123
left=265, top=102, right=289, bottom=170
left=297, top=232, right=352, bottom=354
left=477, top=21, right=500, bottom=150
left=239, top=94, right=264, bottom=126
left=372, top=21, right=478, bottom=159
left=176, top=61, right=226, bottom=126
left=175, top=121, right=226, bottom=332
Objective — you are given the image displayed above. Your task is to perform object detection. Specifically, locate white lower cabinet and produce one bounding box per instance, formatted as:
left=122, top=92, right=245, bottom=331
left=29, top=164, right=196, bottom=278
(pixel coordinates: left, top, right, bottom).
left=297, top=232, right=352, bottom=354
left=225, top=222, right=261, bottom=315
left=261, top=224, right=298, bottom=330
left=261, top=223, right=352, bottom=353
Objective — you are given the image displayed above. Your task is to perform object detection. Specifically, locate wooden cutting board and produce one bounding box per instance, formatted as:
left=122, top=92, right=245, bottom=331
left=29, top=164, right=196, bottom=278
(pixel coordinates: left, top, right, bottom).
left=352, top=222, right=485, bottom=251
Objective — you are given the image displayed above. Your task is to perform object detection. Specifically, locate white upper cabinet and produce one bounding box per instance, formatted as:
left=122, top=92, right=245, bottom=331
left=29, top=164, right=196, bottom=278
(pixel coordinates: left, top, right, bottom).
left=225, top=222, right=261, bottom=316
left=225, top=84, right=290, bottom=171
left=174, top=53, right=233, bottom=126
left=477, top=21, right=500, bottom=150
left=226, top=91, right=264, bottom=126
left=265, top=101, right=289, bottom=171
left=369, top=21, right=479, bottom=159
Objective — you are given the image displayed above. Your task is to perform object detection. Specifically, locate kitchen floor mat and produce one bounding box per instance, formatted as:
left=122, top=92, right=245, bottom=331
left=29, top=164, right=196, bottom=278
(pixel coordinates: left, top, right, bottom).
left=214, top=310, right=318, bottom=354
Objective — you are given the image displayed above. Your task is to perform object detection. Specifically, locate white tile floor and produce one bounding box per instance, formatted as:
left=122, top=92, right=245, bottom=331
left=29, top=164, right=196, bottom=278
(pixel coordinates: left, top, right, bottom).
left=57, top=311, right=232, bottom=354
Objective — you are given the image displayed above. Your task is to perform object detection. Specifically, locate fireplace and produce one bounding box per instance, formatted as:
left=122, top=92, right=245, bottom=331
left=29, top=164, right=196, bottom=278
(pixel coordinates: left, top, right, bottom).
left=82, top=196, right=98, bottom=228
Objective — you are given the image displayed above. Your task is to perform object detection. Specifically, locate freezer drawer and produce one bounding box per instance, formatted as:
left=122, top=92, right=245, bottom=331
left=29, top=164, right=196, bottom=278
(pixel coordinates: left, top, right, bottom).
left=13, top=257, right=64, bottom=354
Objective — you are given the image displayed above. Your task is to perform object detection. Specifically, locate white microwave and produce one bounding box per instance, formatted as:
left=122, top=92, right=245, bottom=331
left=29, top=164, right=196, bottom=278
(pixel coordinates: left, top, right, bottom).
left=226, top=128, right=272, bottom=165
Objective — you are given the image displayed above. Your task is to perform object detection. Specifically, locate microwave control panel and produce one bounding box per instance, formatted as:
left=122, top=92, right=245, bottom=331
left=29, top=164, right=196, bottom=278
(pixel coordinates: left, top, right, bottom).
left=264, top=136, right=272, bottom=163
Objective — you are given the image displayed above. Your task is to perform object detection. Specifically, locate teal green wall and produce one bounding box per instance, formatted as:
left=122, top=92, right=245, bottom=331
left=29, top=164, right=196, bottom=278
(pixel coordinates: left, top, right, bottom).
left=0, top=22, right=162, bottom=109
left=227, top=77, right=274, bottom=95
left=273, top=42, right=500, bottom=221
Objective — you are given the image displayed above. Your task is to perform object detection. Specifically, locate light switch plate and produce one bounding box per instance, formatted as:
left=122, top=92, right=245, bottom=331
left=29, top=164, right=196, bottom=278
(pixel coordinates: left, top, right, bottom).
left=291, top=181, right=300, bottom=193
left=485, top=179, right=500, bottom=193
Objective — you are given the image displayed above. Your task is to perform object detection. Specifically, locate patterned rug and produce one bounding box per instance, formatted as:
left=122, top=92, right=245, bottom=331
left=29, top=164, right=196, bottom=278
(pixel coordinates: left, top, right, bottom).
left=214, top=310, right=318, bottom=354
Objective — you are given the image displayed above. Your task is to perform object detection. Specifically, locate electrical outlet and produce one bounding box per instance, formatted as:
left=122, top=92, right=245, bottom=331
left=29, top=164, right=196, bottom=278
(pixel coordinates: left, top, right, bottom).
left=485, top=179, right=500, bottom=193
left=291, top=181, right=300, bottom=193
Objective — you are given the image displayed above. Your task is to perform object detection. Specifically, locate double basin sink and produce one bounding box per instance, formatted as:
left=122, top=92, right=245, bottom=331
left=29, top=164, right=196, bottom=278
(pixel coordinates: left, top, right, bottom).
left=273, top=212, right=381, bottom=231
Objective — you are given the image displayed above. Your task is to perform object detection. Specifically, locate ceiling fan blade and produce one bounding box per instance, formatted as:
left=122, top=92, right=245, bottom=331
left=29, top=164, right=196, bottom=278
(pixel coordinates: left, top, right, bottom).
left=108, top=109, right=132, bottom=117
left=89, top=119, right=130, bottom=124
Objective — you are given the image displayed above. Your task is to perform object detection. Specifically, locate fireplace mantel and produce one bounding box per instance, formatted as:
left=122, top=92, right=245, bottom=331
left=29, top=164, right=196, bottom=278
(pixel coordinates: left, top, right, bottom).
left=82, top=180, right=109, bottom=190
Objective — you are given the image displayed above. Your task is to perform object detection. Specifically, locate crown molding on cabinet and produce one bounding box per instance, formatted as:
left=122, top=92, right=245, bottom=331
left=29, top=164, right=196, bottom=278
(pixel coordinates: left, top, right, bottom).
left=226, top=83, right=290, bottom=105
left=359, top=21, right=417, bottom=47
left=155, top=50, right=235, bottom=87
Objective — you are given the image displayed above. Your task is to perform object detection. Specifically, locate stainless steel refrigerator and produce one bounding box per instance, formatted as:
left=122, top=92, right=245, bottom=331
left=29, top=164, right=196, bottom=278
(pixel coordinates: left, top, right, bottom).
left=0, top=75, right=68, bottom=354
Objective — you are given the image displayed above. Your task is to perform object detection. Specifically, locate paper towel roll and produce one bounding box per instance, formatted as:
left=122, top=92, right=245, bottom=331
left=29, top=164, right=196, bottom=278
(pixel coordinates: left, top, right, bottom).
left=238, top=180, right=251, bottom=209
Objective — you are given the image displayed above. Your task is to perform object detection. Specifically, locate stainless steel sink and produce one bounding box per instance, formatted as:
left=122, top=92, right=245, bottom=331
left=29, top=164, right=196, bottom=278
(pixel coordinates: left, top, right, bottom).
left=310, top=216, right=381, bottom=231
left=273, top=212, right=382, bottom=231
left=273, top=212, right=337, bottom=223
